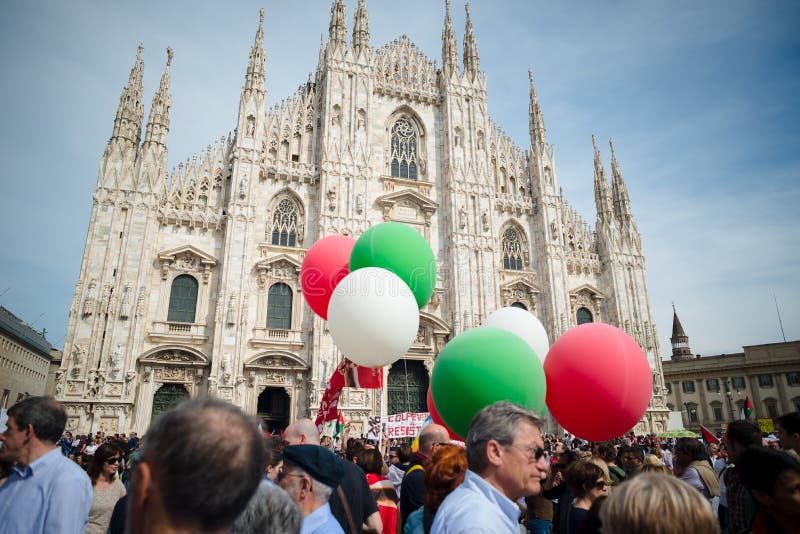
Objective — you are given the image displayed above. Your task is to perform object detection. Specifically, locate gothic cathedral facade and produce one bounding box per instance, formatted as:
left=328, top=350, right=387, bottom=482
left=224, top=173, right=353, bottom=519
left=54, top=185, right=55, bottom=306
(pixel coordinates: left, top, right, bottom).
left=56, top=1, right=669, bottom=436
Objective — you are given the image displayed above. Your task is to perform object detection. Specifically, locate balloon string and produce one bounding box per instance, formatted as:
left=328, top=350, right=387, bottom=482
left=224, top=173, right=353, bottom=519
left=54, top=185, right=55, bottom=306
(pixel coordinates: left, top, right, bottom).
left=403, top=357, right=410, bottom=414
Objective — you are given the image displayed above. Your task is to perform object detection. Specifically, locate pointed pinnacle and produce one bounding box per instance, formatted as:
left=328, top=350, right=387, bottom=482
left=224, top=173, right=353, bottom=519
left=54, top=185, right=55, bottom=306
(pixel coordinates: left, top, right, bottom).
left=592, top=134, right=599, bottom=154
left=259, top=7, right=264, bottom=25
left=137, top=43, right=144, bottom=60
left=609, top=138, right=617, bottom=160
left=166, top=47, right=173, bottom=66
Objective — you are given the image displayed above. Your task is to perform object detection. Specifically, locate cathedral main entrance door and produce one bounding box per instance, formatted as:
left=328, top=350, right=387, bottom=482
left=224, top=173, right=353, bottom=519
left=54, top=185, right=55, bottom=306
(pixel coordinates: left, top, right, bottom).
left=257, top=387, right=290, bottom=433
left=388, top=359, right=429, bottom=415
left=151, top=383, right=189, bottom=419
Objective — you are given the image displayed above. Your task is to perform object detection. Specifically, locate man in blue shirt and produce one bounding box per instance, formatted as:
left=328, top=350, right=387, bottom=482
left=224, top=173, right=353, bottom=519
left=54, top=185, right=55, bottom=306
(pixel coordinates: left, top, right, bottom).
left=0, top=396, right=92, bottom=533
left=431, top=401, right=549, bottom=534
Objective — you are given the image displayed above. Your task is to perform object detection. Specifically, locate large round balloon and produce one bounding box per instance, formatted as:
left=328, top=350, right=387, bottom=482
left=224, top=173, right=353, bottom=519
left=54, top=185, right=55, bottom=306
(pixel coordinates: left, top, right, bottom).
left=300, top=235, right=355, bottom=319
left=327, top=267, right=419, bottom=368
left=544, top=323, right=652, bottom=441
left=483, top=307, right=550, bottom=364
left=426, top=386, right=463, bottom=441
left=431, top=327, right=547, bottom=438
left=349, top=222, right=436, bottom=309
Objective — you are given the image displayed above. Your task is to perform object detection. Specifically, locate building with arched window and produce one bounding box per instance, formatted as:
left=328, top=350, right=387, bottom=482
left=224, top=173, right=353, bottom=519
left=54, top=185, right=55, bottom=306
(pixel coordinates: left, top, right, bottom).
left=58, top=2, right=668, bottom=436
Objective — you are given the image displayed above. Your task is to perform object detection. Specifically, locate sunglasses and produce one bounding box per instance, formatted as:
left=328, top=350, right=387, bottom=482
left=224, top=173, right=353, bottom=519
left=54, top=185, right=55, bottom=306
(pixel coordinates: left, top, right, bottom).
left=511, top=444, right=546, bottom=462
left=593, top=480, right=608, bottom=489
left=106, top=457, right=121, bottom=465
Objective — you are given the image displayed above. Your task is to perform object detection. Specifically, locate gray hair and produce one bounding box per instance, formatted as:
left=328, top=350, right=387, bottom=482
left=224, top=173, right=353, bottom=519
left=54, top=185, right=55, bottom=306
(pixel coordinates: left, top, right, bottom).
left=230, top=480, right=302, bottom=534
left=466, top=401, right=543, bottom=474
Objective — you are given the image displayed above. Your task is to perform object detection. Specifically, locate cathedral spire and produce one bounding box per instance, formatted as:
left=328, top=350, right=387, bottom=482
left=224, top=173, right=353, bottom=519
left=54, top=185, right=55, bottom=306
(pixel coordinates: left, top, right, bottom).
left=593, top=135, right=613, bottom=221
left=352, top=0, right=370, bottom=57
left=462, top=3, right=480, bottom=80
left=143, top=48, right=172, bottom=148
left=609, top=138, right=633, bottom=223
left=328, top=0, right=347, bottom=52
left=442, top=0, right=459, bottom=76
left=670, top=304, right=693, bottom=361
left=245, top=8, right=266, bottom=91
left=528, top=69, right=547, bottom=149
left=111, top=44, right=145, bottom=145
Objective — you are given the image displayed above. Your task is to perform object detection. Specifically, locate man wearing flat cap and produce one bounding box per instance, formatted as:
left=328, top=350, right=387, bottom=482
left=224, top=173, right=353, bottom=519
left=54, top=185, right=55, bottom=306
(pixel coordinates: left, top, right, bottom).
left=280, top=444, right=346, bottom=534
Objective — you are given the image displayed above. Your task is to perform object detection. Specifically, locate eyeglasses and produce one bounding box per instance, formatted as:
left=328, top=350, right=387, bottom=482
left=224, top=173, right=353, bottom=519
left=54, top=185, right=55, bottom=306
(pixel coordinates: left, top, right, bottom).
left=105, top=457, right=121, bottom=465
left=511, top=444, right=546, bottom=462
left=593, top=480, right=608, bottom=489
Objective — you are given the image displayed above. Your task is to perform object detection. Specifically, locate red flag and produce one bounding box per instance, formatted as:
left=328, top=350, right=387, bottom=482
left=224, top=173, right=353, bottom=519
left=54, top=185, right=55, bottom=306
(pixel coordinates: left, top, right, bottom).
left=314, top=359, right=384, bottom=432
left=700, top=425, right=720, bottom=444
left=744, top=396, right=754, bottom=419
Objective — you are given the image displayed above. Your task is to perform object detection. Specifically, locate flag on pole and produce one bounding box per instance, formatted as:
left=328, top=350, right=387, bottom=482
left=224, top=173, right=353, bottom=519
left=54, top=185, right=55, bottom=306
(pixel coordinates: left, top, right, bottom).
left=700, top=425, right=720, bottom=444
left=744, top=396, right=754, bottom=419
left=314, top=358, right=384, bottom=432
left=334, top=410, right=346, bottom=438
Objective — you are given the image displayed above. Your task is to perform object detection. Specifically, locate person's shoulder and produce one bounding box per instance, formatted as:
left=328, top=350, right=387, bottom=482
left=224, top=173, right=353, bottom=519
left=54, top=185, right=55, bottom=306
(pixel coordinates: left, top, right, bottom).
left=52, top=455, right=91, bottom=485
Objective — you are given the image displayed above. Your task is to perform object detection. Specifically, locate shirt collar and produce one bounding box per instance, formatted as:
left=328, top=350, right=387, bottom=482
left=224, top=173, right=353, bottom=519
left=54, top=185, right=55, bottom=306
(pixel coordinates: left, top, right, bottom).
left=302, top=501, right=334, bottom=533
left=463, top=470, right=520, bottom=523
left=21, top=447, right=62, bottom=477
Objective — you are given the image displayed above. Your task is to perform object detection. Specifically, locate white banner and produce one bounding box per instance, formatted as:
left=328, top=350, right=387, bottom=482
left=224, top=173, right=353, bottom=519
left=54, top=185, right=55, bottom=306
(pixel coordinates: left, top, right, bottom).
left=383, top=412, right=429, bottom=439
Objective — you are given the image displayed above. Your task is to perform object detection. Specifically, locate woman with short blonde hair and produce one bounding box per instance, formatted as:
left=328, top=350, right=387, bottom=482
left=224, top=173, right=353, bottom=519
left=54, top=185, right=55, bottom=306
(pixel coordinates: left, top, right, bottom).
left=600, top=474, right=719, bottom=534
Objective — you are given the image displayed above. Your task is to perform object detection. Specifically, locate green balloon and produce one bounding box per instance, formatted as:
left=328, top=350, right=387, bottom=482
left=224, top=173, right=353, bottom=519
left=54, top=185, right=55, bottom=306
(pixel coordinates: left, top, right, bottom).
left=349, top=222, right=436, bottom=309
left=431, top=326, right=547, bottom=438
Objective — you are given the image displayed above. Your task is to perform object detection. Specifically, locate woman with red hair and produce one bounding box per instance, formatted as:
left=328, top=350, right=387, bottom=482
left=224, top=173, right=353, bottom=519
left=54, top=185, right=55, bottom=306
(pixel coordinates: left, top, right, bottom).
left=405, top=444, right=468, bottom=534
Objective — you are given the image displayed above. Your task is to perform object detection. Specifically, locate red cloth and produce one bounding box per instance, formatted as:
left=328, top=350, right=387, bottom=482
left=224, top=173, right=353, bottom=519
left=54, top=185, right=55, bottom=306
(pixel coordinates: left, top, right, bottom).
left=700, top=425, right=720, bottom=444
left=315, top=359, right=384, bottom=431
left=377, top=504, right=398, bottom=534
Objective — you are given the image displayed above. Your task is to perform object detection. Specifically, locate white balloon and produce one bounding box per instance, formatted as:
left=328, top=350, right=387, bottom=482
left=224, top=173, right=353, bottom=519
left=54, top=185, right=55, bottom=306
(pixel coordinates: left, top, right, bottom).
left=328, top=267, right=419, bottom=368
left=483, top=307, right=550, bottom=363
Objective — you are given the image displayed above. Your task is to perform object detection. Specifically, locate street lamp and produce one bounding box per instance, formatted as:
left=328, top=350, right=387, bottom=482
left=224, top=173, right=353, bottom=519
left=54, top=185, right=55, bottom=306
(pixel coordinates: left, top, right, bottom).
left=723, top=378, right=740, bottom=420
left=683, top=402, right=697, bottom=429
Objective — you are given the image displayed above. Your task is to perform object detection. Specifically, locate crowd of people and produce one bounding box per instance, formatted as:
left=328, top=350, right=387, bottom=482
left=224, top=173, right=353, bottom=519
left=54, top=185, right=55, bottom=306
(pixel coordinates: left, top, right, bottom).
left=1, top=395, right=799, bottom=534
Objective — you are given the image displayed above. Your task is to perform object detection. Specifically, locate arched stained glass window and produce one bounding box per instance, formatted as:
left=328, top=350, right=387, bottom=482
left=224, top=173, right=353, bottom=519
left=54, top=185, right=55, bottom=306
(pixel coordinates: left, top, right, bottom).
left=267, top=283, right=293, bottom=329
left=502, top=228, right=524, bottom=270
left=577, top=307, right=593, bottom=325
left=271, top=198, right=299, bottom=247
left=390, top=118, right=418, bottom=180
left=167, top=275, right=198, bottom=323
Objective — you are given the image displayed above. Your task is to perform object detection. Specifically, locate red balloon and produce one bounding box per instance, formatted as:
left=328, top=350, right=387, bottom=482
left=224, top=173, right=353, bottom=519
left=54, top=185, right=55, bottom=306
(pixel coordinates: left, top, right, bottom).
left=427, top=386, right=464, bottom=442
left=300, top=235, right=355, bottom=319
left=544, top=323, right=653, bottom=441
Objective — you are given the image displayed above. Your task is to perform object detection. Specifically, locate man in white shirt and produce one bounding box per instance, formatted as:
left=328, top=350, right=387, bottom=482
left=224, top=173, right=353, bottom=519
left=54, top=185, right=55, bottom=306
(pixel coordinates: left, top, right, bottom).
left=431, top=401, right=548, bottom=534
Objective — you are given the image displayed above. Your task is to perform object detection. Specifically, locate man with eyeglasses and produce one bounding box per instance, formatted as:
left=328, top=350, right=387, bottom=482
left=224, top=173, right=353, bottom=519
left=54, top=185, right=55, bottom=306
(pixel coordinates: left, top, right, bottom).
left=431, top=401, right=548, bottom=534
left=0, top=396, right=93, bottom=533
left=278, top=444, right=346, bottom=534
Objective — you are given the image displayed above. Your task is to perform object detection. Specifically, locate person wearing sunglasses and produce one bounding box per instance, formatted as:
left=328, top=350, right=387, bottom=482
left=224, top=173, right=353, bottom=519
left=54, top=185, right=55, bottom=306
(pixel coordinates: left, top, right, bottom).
left=431, top=401, right=549, bottom=534
left=86, top=442, right=127, bottom=534
left=563, top=461, right=608, bottom=534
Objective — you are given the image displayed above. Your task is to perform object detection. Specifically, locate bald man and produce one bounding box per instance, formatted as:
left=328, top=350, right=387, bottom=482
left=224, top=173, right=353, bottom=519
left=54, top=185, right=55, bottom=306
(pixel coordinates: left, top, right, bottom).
left=284, top=419, right=381, bottom=534
left=399, top=423, right=451, bottom=527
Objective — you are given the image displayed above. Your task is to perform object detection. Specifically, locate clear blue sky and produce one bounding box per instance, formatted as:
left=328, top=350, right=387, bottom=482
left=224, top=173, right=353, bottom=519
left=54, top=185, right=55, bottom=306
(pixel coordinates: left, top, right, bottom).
left=1, top=1, right=798, bottom=358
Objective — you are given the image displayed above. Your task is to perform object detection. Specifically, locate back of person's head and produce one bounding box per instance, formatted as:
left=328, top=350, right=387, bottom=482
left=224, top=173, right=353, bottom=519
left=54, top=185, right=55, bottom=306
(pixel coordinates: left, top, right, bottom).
left=776, top=411, right=800, bottom=434
left=7, top=396, right=66, bottom=444
left=345, top=438, right=364, bottom=462
left=596, top=441, right=616, bottom=463
left=423, top=444, right=468, bottom=515
left=87, top=442, right=123, bottom=483
left=356, top=448, right=384, bottom=475
left=565, top=460, right=605, bottom=498
left=674, top=438, right=708, bottom=463
left=229, top=479, right=302, bottom=534
left=726, top=420, right=761, bottom=448
left=589, top=456, right=611, bottom=484
left=738, top=446, right=800, bottom=497
left=398, top=443, right=412, bottom=463
left=639, top=463, right=671, bottom=476
left=600, top=474, right=719, bottom=534
left=560, top=449, right=582, bottom=466
left=139, top=397, right=264, bottom=532
left=418, top=424, right=450, bottom=456
left=466, top=401, right=543, bottom=474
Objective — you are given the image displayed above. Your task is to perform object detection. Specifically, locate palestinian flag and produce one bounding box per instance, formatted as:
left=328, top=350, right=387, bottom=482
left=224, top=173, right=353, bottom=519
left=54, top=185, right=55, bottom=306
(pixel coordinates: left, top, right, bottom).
left=334, top=410, right=346, bottom=439
left=744, top=396, right=754, bottom=419
left=700, top=425, right=720, bottom=445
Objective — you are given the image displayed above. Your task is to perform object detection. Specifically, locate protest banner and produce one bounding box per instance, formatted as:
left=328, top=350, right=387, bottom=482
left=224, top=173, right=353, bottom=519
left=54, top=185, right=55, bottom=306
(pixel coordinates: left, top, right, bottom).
left=383, top=412, right=430, bottom=439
